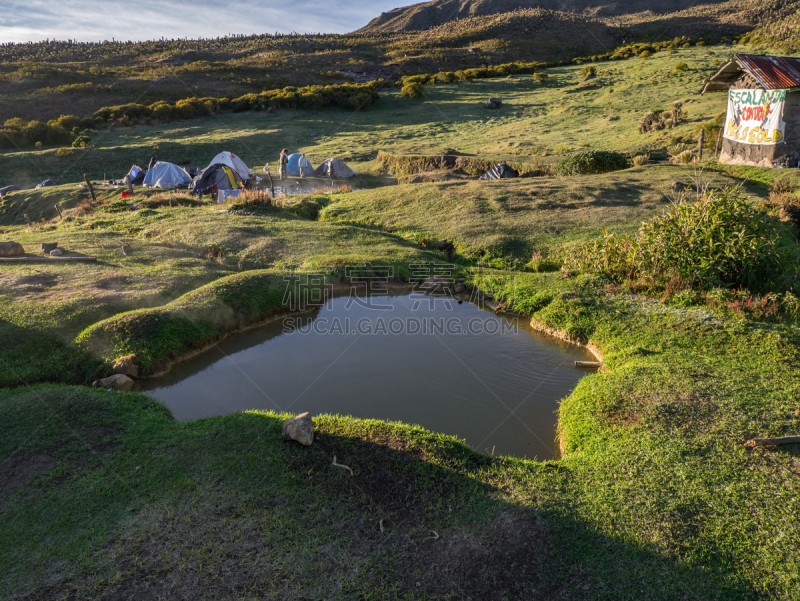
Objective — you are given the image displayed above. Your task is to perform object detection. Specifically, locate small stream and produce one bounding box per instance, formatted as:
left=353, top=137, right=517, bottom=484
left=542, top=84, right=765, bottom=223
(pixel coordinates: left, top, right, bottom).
left=142, top=293, right=594, bottom=459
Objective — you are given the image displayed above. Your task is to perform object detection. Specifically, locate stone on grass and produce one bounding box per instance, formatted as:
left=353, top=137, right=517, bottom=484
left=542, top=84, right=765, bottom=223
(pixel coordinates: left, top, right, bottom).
left=113, top=354, right=139, bottom=378
left=41, top=242, right=58, bottom=254
left=50, top=249, right=63, bottom=256
left=282, top=412, right=314, bottom=446
left=0, top=241, right=24, bottom=257
left=453, top=283, right=466, bottom=293
left=92, top=374, right=134, bottom=392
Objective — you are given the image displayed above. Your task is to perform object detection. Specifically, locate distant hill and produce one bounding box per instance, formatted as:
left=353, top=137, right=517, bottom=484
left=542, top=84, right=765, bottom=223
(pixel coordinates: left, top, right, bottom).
left=359, top=0, right=736, bottom=33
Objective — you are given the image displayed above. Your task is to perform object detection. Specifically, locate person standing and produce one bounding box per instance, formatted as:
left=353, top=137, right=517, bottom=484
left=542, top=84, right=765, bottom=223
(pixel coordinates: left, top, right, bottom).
left=279, top=149, right=289, bottom=180
left=298, top=154, right=310, bottom=178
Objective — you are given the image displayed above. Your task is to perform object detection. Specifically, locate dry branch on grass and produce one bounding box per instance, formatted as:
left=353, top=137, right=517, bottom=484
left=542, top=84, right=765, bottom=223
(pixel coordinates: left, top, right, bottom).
left=746, top=436, right=800, bottom=447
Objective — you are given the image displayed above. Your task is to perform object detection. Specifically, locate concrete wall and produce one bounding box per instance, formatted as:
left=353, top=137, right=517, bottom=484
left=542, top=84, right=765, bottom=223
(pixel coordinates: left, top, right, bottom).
left=720, top=77, right=799, bottom=168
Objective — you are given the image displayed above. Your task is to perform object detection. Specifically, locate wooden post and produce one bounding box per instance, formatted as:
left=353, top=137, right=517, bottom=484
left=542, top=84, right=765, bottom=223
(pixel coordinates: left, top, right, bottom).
left=23, top=213, right=32, bottom=230
left=714, top=130, right=722, bottom=161
left=697, top=129, right=705, bottom=162
left=83, top=174, right=97, bottom=202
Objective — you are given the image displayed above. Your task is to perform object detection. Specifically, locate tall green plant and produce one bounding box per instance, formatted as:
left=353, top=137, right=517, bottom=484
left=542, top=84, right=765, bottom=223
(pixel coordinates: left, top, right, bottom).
left=564, top=188, right=800, bottom=292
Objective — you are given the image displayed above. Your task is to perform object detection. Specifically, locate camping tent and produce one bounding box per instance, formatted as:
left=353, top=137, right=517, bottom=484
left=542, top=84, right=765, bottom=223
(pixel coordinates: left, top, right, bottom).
left=35, top=179, right=60, bottom=189
left=206, top=151, right=254, bottom=182
left=143, top=161, right=192, bottom=189
left=313, top=158, right=358, bottom=178
left=126, top=165, right=145, bottom=185
left=478, top=164, right=518, bottom=180
left=190, top=164, right=244, bottom=192
left=0, top=185, right=19, bottom=197
left=287, top=153, right=314, bottom=177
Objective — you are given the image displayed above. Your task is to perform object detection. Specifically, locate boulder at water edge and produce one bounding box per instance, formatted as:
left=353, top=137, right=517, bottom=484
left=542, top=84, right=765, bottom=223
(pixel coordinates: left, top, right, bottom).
left=282, top=412, right=314, bottom=446
left=0, top=241, right=24, bottom=257
left=92, top=374, right=135, bottom=392
left=113, top=354, right=139, bottom=378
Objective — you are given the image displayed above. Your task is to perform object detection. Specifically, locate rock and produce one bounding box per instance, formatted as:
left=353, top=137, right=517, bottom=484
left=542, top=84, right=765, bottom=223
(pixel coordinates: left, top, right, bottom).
left=671, top=182, right=686, bottom=192
left=282, top=412, right=314, bottom=446
left=0, top=241, right=24, bottom=257
left=453, top=283, right=466, bottom=293
left=485, top=98, right=503, bottom=109
left=92, top=374, right=134, bottom=392
left=582, top=72, right=597, bottom=82
left=41, top=242, right=58, bottom=254
left=50, top=249, right=63, bottom=256
left=113, top=355, right=139, bottom=378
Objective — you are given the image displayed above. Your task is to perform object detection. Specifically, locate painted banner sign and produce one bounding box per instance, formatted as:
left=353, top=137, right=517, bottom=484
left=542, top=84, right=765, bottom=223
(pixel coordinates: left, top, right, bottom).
left=723, top=88, right=786, bottom=145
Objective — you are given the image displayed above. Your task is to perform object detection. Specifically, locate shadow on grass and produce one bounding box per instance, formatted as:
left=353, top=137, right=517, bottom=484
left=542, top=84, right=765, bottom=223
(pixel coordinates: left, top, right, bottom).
left=0, top=319, right=103, bottom=388
left=0, top=387, right=761, bottom=600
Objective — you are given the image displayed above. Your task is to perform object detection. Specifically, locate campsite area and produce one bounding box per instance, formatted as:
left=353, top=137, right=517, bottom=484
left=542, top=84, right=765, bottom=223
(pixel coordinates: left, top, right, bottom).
left=2, top=23, right=800, bottom=601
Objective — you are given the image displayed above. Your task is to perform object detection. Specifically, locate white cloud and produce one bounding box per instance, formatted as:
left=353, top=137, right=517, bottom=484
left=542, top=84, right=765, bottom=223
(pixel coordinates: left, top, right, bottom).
left=0, top=0, right=415, bottom=43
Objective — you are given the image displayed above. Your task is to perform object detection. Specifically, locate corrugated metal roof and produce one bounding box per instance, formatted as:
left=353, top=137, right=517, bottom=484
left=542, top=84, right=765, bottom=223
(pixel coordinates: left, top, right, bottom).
left=734, top=54, right=800, bottom=90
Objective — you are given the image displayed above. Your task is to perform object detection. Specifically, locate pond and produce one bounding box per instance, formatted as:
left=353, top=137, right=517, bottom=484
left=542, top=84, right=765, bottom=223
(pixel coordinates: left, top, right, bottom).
left=141, top=293, right=595, bottom=459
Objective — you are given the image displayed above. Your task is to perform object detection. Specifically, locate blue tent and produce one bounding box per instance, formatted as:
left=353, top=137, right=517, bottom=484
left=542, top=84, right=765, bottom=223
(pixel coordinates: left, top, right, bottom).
left=287, top=153, right=314, bottom=177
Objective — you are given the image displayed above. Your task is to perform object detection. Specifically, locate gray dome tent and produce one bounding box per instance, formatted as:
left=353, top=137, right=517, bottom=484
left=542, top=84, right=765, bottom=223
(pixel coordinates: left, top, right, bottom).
left=479, top=164, right=518, bottom=180
left=314, top=158, right=358, bottom=178
left=35, top=179, right=60, bottom=189
left=0, top=185, right=20, bottom=197
left=143, top=161, right=192, bottom=189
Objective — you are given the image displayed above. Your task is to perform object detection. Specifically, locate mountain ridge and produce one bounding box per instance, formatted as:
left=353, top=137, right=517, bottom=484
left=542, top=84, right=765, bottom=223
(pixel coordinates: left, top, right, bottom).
left=359, top=0, right=737, bottom=33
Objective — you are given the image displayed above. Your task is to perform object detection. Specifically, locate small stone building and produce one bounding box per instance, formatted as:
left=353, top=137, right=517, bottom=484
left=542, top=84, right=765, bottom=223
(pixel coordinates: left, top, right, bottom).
left=701, top=54, right=800, bottom=168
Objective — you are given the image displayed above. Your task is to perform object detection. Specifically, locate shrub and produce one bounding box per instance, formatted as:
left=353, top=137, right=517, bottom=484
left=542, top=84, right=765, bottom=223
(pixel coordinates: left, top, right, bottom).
left=675, top=62, right=689, bottom=71
left=533, top=72, right=548, bottom=83
left=554, top=150, right=628, bottom=176
left=72, top=135, right=91, bottom=148
left=581, top=65, right=597, bottom=77
left=668, top=143, right=688, bottom=156
left=93, top=103, right=152, bottom=122
left=151, top=101, right=174, bottom=121
left=563, top=188, right=799, bottom=292
left=672, top=149, right=695, bottom=165
left=640, top=51, right=652, bottom=59
left=632, top=154, right=649, bottom=166
left=401, top=82, right=423, bottom=99
left=56, top=147, right=73, bottom=158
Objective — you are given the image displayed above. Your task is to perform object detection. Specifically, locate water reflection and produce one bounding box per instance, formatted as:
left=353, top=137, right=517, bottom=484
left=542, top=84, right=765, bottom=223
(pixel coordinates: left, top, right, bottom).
left=142, top=294, right=594, bottom=459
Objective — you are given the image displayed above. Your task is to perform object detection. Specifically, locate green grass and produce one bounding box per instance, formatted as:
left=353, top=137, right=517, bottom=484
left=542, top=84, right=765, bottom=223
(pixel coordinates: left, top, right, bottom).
left=0, top=204, right=441, bottom=387
left=321, top=165, right=766, bottom=265
left=3, top=271, right=799, bottom=598
left=0, top=45, right=760, bottom=189
left=2, top=41, right=800, bottom=600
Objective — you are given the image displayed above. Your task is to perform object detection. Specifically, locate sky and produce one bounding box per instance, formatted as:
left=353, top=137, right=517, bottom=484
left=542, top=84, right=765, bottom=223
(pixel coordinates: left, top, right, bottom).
left=0, top=0, right=420, bottom=43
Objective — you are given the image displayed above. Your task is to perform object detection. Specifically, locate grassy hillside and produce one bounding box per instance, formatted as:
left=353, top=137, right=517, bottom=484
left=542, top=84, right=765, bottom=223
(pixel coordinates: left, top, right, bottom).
left=360, top=0, right=738, bottom=32
left=0, top=45, right=752, bottom=193
left=320, top=167, right=764, bottom=264
left=0, top=0, right=771, bottom=126
left=2, top=34, right=800, bottom=600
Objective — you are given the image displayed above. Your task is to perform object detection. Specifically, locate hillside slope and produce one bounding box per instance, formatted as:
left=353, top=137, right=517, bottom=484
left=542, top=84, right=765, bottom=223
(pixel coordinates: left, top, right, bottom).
left=359, top=0, right=736, bottom=32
